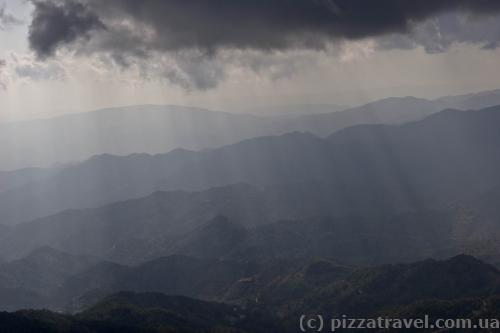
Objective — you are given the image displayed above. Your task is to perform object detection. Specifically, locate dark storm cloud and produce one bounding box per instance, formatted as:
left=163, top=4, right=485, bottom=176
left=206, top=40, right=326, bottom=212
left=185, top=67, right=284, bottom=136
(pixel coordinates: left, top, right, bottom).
left=27, top=0, right=500, bottom=90
left=29, top=0, right=104, bottom=57
left=28, top=0, right=500, bottom=57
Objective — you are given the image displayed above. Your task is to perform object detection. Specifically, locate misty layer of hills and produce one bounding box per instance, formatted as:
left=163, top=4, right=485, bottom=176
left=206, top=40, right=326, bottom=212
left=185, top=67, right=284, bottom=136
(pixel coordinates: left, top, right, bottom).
left=2, top=89, right=500, bottom=172
left=1, top=104, right=500, bottom=226
left=2, top=89, right=500, bottom=332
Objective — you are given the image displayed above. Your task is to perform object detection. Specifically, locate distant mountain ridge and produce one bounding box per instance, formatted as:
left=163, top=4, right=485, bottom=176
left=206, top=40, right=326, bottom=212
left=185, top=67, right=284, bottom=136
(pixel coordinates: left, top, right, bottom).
left=244, top=103, right=348, bottom=116
left=2, top=88, right=500, bottom=171
left=435, top=88, right=500, bottom=110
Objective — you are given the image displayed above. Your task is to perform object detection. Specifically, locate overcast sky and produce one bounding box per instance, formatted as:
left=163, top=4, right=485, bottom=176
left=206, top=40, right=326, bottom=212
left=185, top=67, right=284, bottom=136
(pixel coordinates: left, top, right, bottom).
left=1, top=0, right=500, bottom=122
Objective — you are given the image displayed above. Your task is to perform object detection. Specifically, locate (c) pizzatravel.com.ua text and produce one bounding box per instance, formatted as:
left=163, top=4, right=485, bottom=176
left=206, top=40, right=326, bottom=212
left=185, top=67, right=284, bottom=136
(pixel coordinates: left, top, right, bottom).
left=299, top=315, right=500, bottom=331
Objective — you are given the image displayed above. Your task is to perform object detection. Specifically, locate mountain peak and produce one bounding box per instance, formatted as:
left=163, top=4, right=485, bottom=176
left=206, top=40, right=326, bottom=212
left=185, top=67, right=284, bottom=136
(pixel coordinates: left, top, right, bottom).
left=444, top=254, right=498, bottom=273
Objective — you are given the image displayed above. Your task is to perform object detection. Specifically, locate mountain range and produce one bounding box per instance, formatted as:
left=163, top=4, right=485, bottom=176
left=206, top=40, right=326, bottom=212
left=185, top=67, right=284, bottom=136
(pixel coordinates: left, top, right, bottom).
left=2, top=89, right=500, bottom=172
left=1, top=249, right=500, bottom=332
left=1, top=105, right=500, bottom=226
left=0, top=207, right=467, bottom=265
left=2, top=89, right=500, bottom=331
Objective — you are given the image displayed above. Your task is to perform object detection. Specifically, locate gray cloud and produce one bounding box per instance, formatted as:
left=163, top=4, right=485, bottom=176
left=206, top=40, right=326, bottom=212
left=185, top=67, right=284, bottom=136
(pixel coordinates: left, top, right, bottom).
left=0, top=3, right=22, bottom=30
left=27, top=0, right=500, bottom=89
left=15, top=62, right=66, bottom=81
left=165, top=56, right=226, bottom=91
